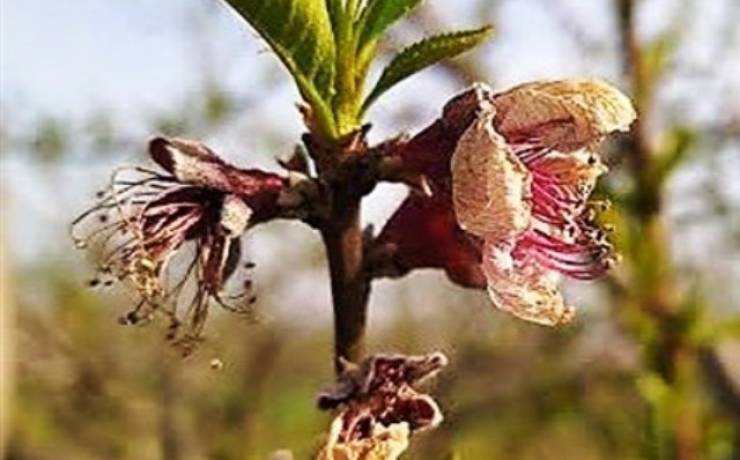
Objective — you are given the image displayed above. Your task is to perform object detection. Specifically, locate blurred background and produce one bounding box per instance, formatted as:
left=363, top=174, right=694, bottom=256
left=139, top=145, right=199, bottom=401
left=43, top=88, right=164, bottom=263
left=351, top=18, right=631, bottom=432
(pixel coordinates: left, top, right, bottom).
left=1, top=0, right=739, bottom=458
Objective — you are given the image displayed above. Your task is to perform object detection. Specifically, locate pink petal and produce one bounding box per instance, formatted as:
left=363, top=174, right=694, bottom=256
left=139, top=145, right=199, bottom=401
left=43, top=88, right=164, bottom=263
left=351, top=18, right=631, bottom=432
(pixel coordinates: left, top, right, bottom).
left=481, top=239, right=575, bottom=326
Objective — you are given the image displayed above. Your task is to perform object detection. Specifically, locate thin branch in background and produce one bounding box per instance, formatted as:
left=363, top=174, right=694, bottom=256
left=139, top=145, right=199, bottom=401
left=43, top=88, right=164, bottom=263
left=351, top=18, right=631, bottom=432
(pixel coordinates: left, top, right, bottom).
left=407, top=5, right=492, bottom=85
left=537, top=0, right=610, bottom=59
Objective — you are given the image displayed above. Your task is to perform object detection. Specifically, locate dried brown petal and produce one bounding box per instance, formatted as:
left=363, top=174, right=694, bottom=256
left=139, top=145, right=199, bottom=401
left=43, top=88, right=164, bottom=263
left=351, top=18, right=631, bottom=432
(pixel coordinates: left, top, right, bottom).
left=318, top=420, right=409, bottom=460
left=318, top=353, right=447, bottom=459
left=219, top=194, right=252, bottom=237
left=149, top=137, right=286, bottom=210
left=451, top=111, right=532, bottom=241
left=492, top=79, right=636, bottom=151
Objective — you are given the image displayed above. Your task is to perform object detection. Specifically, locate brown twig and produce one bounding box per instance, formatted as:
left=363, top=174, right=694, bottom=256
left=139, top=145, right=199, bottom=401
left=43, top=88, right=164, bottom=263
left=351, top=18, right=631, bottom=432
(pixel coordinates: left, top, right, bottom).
left=615, top=1, right=703, bottom=458
left=305, top=131, right=373, bottom=375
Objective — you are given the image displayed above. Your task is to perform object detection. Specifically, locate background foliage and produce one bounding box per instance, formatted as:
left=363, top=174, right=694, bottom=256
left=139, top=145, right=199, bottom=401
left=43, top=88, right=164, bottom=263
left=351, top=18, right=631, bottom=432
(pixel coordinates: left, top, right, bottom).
left=2, top=0, right=739, bottom=459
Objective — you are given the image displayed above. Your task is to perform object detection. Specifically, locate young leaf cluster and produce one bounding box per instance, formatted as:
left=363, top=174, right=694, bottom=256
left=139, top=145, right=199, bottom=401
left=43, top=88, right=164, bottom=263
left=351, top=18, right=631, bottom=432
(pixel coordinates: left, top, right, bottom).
left=222, top=0, right=492, bottom=140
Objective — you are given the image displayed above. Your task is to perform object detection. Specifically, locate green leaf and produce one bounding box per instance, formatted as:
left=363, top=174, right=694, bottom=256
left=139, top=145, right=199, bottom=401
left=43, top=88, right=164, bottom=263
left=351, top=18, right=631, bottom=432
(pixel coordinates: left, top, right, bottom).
left=222, top=0, right=337, bottom=135
left=362, top=26, right=493, bottom=112
left=357, top=0, right=425, bottom=50
left=325, top=0, right=343, bottom=36
left=353, top=0, right=425, bottom=102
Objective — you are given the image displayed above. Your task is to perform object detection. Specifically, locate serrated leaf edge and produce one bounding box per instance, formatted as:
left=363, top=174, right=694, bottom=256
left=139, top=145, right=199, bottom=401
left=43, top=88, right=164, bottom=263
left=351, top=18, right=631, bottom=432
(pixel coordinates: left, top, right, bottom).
left=362, top=26, right=493, bottom=112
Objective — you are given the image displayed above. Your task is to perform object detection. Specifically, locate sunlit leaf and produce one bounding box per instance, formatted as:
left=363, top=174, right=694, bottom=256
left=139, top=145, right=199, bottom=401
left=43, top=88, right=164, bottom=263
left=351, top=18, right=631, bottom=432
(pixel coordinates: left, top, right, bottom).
left=325, top=0, right=343, bottom=36
left=357, top=0, right=425, bottom=50
left=222, top=0, right=337, bottom=133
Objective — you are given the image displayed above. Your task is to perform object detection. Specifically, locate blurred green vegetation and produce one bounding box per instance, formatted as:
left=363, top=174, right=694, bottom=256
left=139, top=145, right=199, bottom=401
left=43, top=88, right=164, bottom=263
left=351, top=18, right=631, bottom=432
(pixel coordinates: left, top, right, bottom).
left=5, top=263, right=739, bottom=459
left=10, top=267, right=731, bottom=460
left=3, top=0, right=739, bottom=459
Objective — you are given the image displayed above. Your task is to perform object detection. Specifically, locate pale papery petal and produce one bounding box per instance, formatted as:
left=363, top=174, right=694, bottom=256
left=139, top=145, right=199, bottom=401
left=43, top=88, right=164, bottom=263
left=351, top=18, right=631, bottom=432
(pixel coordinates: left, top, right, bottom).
left=492, top=79, right=636, bottom=151
left=149, top=137, right=232, bottom=189
left=451, top=111, right=532, bottom=241
left=219, top=194, right=252, bottom=237
left=149, top=137, right=286, bottom=202
left=482, top=240, right=575, bottom=326
left=317, top=352, right=446, bottom=458
left=319, top=420, right=410, bottom=460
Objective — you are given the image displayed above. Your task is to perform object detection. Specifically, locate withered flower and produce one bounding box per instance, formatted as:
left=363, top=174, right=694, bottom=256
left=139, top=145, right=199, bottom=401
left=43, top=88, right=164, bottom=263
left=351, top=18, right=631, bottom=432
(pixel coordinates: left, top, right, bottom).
left=377, top=79, right=636, bottom=326
left=317, top=352, right=448, bottom=460
left=72, top=137, right=285, bottom=351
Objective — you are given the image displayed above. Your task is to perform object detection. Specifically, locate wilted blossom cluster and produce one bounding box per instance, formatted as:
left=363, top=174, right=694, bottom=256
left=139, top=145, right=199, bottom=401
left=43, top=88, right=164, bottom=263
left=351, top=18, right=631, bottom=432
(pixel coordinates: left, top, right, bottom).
left=317, top=352, right=448, bottom=460
left=375, top=79, right=636, bottom=326
left=73, top=77, right=634, bottom=456
left=72, top=137, right=288, bottom=351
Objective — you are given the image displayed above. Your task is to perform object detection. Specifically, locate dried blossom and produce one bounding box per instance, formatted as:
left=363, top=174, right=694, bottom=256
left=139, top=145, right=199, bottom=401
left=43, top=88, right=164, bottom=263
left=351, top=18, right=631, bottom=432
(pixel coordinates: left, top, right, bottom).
left=72, top=137, right=285, bottom=352
left=318, top=421, right=409, bottom=460
left=377, top=79, right=636, bottom=326
left=317, top=352, right=448, bottom=459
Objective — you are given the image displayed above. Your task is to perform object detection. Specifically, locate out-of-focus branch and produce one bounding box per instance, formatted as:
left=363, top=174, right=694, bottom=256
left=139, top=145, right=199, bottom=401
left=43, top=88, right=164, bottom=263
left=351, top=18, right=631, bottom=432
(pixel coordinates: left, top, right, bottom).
left=698, top=347, right=740, bottom=418
left=616, top=0, right=652, bottom=175
left=616, top=1, right=696, bottom=458
left=538, top=0, right=609, bottom=58
left=613, top=1, right=740, bottom=459
left=413, top=6, right=491, bottom=85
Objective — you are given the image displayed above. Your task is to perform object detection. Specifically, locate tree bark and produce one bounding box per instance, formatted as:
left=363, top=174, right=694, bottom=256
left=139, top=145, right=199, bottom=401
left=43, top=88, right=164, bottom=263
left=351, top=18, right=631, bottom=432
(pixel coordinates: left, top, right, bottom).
left=321, top=189, right=370, bottom=375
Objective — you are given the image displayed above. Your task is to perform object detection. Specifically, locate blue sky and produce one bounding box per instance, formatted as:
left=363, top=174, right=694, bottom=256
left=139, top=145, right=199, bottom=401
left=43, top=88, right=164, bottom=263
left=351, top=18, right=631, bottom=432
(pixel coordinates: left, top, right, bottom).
left=0, top=0, right=618, bottom=122
left=3, top=0, right=736, bottom=126
left=2, top=1, right=246, bottom=120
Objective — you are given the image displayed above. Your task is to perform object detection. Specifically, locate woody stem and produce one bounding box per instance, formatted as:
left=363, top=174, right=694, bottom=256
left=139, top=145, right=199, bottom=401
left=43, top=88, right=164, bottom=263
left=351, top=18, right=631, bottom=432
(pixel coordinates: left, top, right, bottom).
left=321, top=190, right=370, bottom=375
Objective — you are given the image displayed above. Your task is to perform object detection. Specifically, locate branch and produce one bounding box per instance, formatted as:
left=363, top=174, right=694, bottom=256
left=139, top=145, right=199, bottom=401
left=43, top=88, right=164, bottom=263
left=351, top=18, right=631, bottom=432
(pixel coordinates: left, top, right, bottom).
left=698, top=346, right=740, bottom=418
left=302, top=129, right=374, bottom=375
